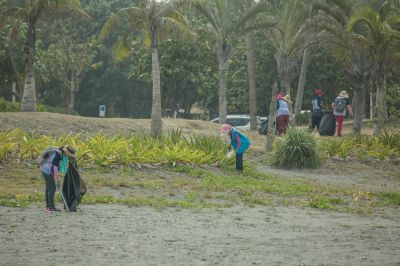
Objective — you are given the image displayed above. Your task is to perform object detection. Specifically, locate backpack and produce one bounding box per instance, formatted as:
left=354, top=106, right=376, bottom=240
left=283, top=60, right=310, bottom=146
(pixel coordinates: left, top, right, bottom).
left=37, top=147, right=59, bottom=167
left=334, top=98, right=347, bottom=113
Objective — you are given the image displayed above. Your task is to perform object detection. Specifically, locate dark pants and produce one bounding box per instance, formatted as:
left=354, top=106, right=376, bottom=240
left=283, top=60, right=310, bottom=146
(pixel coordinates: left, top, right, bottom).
left=276, top=115, right=289, bottom=135
left=236, top=153, right=243, bottom=172
left=41, top=171, right=56, bottom=208
left=310, top=112, right=323, bottom=131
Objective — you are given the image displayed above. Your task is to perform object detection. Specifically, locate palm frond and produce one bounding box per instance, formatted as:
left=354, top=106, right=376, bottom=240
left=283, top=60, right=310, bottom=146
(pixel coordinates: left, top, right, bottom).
left=239, top=19, right=277, bottom=34
left=111, top=37, right=131, bottom=63
left=234, top=0, right=270, bottom=30
left=347, top=6, right=383, bottom=48
left=193, top=0, right=221, bottom=38
left=99, top=7, right=146, bottom=42
left=158, top=16, right=196, bottom=42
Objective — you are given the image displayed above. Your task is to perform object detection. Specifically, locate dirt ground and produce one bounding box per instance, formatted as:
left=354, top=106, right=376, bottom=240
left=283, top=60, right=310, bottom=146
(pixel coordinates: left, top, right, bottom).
left=1, top=204, right=399, bottom=266
left=1, top=113, right=400, bottom=265
left=1, top=163, right=399, bottom=266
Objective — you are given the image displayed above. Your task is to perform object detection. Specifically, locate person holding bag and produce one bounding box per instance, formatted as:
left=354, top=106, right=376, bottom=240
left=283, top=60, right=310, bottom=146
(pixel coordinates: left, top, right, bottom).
left=310, top=89, right=324, bottom=131
left=39, top=146, right=76, bottom=212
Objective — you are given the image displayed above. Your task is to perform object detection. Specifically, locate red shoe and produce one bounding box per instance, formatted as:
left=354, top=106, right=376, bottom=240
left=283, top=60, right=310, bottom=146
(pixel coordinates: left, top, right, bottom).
left=45, top=207, right=61, bottom=213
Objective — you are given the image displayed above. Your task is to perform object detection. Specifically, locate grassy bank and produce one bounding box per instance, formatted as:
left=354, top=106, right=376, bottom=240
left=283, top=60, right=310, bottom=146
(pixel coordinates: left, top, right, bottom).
left=1, top=163, right=399, bottom=213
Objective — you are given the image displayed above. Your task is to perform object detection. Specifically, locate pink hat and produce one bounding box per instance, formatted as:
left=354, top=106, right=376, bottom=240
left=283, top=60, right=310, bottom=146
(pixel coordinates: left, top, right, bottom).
left=220, top=124, right=232, bottom=134
left=276, top=93, right=284, bottom=100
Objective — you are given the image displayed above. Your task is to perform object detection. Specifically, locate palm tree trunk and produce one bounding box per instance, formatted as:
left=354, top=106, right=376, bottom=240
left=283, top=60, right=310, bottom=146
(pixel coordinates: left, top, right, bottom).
left=151, top=48, right=162, bottom=136
left=373, top=67, right=385, bottom=135
left=21, top=19, right=37, bottom=112
left=67, top=72, right=75, bottom=115
left=266, top=82, right=277, bottom=152
left=294, top=40, right=311, bottom=123
left=280, top=57, right=294, bottom=97
left=218, top=59, right=228, bottom=125
left=383, top=75, right=388, bottom=120
left=245, top=0, right=257, bottom=131
left=7, top=46, right=24, bottom=97
left=352, top=76, right=366, bottom=135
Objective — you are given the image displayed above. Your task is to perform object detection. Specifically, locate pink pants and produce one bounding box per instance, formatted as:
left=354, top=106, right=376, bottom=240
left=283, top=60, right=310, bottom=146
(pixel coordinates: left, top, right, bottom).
left=335, top=115, right=344, bottom=137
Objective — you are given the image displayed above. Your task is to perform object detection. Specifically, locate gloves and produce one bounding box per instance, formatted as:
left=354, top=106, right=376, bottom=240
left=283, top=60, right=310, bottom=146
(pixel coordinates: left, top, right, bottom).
left=226, top=150, right=235, bottom=159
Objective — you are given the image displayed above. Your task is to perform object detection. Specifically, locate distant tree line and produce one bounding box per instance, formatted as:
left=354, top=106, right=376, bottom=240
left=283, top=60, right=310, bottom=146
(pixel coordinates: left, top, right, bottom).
left=0, top=0, right=399, bottom=135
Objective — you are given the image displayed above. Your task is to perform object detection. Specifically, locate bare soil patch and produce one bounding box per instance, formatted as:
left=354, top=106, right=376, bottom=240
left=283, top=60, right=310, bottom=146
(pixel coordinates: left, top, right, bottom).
left=1, top=204, right=399, bottom=266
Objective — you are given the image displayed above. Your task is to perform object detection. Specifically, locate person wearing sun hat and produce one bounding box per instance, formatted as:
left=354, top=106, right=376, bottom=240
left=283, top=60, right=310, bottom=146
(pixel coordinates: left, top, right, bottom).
left=276, top=94, right=292, bottom=135
left=39, top=145, right=76, bottom=212
left=332, top=90, right=353, bottom=137
left=310, top=89, right=324, bottom=131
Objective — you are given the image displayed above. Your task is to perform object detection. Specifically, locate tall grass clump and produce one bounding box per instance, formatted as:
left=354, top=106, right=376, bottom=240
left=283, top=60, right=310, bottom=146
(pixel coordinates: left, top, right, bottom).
left=0, top=129, right=230, bottom=167
left=320, top=131, right=400, bottom=161
left=271, top=128, right=322, bottom=169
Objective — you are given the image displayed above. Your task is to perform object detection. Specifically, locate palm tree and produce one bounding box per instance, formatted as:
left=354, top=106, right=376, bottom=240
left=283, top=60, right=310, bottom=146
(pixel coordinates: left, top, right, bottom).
left=293, top=1, right=318, bottom=122
left=189, top=0, right=272, bottom=124
left=99, top=0, right=194, bottom=136
left=313, top=0, right=373, bottom=135
left=267, top=0, right=308, bottom=98
left=2, top=0, right=81, bottom=112
left=347, top=5, right=400, bottom=134
left=245, top=0, right=257, bottom=130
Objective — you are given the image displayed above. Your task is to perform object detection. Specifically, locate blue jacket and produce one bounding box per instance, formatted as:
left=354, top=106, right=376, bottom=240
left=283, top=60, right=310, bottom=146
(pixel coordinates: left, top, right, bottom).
left=230, top=128, right=251, bottom=155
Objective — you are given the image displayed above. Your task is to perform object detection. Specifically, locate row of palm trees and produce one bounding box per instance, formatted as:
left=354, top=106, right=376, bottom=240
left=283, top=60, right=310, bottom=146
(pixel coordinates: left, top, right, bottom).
left=2, top=0, right=399, bottom=137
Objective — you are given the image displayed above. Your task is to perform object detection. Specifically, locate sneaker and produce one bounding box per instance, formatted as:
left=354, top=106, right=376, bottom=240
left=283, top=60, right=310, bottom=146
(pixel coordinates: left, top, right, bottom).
left=46, top=207, right=61, bottom=212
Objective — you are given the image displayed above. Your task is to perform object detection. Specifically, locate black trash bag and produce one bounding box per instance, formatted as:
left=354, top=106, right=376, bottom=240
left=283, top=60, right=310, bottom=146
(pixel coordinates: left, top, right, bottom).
left=319, top=110, right=336, bottom=136
left=258, top=119, right=269, bottom=135
left=62, top=159, right=87, bottom=212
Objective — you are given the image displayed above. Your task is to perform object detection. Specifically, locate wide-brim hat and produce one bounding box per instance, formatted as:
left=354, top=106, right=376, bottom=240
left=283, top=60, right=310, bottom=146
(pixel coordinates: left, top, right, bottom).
left=63, top=146, right=76, bottom=158
left=339, top=90, right=349, bottom=98
left=283, top=95, right=292, bottom=103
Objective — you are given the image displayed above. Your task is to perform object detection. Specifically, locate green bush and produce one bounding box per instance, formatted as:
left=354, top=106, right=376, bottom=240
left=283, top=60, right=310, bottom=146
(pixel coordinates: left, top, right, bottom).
left=271, top=128, right=322, bottom=169
left=0, top=98, right=20, bottom=112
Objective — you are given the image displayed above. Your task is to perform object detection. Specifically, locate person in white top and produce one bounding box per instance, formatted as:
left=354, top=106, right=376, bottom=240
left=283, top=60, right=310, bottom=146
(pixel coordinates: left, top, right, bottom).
left=331, top=90, right=353, bottom=137
left=276, top=94, right=292, bottom=135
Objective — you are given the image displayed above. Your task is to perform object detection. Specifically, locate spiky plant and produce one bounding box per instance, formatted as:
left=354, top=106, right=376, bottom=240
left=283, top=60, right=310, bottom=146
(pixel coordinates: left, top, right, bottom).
left=271, top=128, right=322, bottom=169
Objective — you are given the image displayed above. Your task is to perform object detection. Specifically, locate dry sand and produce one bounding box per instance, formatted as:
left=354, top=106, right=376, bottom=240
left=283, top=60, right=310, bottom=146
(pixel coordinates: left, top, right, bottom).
left=1, top=204, right=400, bottom=266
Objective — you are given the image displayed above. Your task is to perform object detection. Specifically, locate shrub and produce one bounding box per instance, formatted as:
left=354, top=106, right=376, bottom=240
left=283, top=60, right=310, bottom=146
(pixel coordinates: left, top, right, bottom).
left=0, top=98, right=20, bottom=112
left=271, top=128, right=322, bottom=169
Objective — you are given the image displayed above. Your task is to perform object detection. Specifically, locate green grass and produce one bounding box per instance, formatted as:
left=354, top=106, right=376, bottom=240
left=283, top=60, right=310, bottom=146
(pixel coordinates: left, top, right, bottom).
left=1, top=164, right=399, bottom=213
